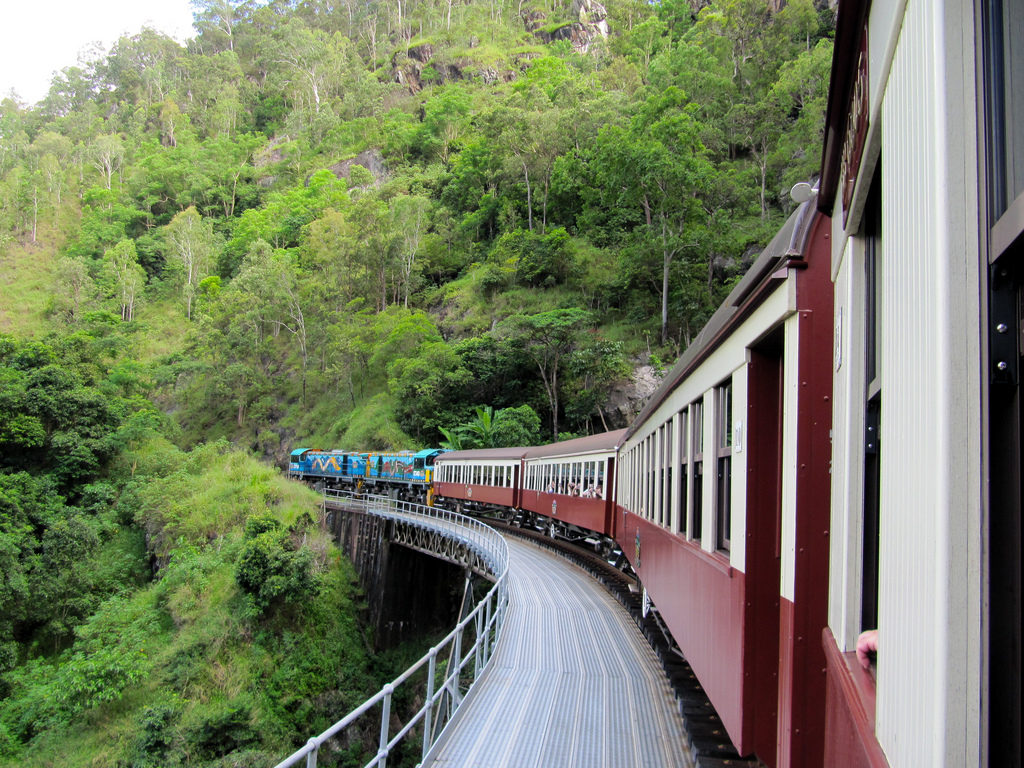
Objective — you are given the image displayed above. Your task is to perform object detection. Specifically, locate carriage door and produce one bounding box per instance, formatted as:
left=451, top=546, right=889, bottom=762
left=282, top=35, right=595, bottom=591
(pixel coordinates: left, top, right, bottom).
left=982, top=0, right=1023, bottom=759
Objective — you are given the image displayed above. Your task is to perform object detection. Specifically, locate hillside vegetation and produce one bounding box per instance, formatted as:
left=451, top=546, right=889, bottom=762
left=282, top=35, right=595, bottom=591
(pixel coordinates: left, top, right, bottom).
left=0, top=0, right=834, bottom=763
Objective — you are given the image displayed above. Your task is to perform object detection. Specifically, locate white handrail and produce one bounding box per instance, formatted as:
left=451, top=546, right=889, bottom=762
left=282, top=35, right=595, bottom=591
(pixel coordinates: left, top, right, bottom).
left=273, top=493, right=510, bottom=768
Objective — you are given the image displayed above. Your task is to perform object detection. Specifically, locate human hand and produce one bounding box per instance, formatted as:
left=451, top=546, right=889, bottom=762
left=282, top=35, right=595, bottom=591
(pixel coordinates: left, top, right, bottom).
left=856, top=629, right=878, bottom=669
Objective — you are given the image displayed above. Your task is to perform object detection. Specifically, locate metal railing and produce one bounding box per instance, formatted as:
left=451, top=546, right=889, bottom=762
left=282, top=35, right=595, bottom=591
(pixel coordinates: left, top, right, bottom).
left=273, top=493, right=510, bottom=768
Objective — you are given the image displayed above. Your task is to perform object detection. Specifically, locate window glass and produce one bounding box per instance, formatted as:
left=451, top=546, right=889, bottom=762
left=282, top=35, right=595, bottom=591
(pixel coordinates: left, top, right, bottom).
left=984, top=0, right=1024, bottom=219
left=716, top=380, right=734, bottom=553
left=862, top=177, right=882, bottom=631
left=692, top=400, right=704, bottom=541
left=678, top=409, right=689, bottom=535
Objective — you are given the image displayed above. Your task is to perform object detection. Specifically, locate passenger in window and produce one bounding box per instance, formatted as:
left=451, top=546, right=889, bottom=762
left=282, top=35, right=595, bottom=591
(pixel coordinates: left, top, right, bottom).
left=856, top=629, right=878, bottom=669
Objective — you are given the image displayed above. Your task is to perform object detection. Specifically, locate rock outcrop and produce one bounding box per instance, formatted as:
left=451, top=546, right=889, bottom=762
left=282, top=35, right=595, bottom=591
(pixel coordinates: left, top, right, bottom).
left=601, top=364, right=662, bottom=428
left=525, top=0, right=610, bottom=54
left=328, top=149, right=387, bottom=187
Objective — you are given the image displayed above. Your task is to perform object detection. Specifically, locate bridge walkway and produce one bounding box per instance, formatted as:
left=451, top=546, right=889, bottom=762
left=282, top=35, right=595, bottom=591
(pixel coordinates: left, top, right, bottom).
left=427, top=536, right=693, bottom=767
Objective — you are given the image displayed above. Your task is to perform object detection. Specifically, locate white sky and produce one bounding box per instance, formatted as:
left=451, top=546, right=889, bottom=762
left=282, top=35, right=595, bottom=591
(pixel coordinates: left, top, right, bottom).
left=1, top=0, right=196, bottom=106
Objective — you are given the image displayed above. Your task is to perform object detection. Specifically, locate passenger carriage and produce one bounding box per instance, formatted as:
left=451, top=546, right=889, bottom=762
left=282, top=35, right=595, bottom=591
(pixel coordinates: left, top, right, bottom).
left=615, top=193, right=834, bottom=767
left=519, top=430, right=624, bottom=538
left=817, top=2, right=1021, bottom=765
left=433, top=447, right=525, bottom=511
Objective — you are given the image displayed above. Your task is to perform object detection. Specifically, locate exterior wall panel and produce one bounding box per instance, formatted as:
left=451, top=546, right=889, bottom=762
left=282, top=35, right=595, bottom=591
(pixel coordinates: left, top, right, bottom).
left=827, top=238, right=867, bottom=649
left=731, top=367, right=748, bottom=569
left=873, top=1, right=983, bottom=764
left=780, top=313, right=801, bottom=602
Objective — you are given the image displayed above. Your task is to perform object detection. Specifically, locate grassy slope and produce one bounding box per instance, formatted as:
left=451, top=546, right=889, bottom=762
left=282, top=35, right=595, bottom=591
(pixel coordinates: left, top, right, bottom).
left=0, top=240, right=57, bottom=338
left=0, top=445, right=375, bottom=767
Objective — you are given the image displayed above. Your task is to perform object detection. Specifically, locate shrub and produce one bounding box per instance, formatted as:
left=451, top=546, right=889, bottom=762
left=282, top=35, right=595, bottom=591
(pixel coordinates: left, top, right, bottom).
left=235, top=521, right=316, bottom=618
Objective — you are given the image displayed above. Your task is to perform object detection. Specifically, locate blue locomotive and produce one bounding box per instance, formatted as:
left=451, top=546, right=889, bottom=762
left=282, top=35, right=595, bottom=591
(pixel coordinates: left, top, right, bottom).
left=289, top=448, right=447, bottom=502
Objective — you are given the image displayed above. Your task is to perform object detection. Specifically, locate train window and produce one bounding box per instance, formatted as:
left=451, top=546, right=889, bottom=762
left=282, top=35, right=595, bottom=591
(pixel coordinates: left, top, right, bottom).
left=862, top=175, right=882, bottom=633
left=657, top=425, right=666, bottom=527
left=692, top=400, right=704, bottom=541
left=664, top=420, right=673, bottom=529
left=645, top=434, right=654, bottom=519
left=622, top=454, right=630, bottom=514
left=645, top=436, right=653, bottom=519
left=716, top=380, right=733, bottom=553
left=677, top=409, right=688, bottom=535
left=631, top=444, right=640, bottom=517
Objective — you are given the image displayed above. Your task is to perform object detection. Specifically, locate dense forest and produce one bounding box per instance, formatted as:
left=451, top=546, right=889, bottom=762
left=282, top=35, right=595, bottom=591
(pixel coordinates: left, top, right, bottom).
left=0, top=0, right=834, bottom=763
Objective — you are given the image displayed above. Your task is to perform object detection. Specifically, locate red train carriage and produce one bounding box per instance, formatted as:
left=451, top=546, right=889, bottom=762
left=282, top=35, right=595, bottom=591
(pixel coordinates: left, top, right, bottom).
left=432, top=447, right=526, bottom=511
left=519, top=430, right=624, bottom=537
left=614, top=193, right=833, bottom=768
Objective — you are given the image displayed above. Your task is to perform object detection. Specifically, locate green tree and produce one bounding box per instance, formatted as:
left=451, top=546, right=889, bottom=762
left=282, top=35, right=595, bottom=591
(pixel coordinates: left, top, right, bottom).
left=164, top=206, right=221, bottom=320
left=501, top=308, right=591, bottom=440
left=390, top=194, right=430, bottom=307
left=420, top=85, right=473, bottom=165
left=102, top=239, right=146, bottom=322
left=491, top=404, right=542, bottom=447
left=235, top=517, right=316, bottom=618
left=89, top=134, right=125, bottom=191
left=591, top=87, right=713, bottom=344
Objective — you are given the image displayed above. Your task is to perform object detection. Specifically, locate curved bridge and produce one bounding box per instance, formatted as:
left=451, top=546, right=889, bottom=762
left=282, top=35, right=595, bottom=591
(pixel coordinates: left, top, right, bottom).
left=427, top=535, right=692, bottom=767
left=275, top=494, right=509, bottom=768
left=276, top=493, right=690, bottom=767
left=325, top=490, right=507, bottom=579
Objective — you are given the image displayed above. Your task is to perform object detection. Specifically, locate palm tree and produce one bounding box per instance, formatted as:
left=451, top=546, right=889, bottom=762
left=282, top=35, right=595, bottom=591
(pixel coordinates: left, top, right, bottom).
left=438, top=425, right=465, bottom=450
left=463, top=406, right=501, bottom=448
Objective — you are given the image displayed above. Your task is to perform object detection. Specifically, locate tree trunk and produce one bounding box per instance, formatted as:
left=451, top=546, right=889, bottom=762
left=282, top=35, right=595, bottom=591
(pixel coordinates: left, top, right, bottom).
left=521, top=159, right=533, bottom=232
left=662, top=248, right=670, bottom=344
